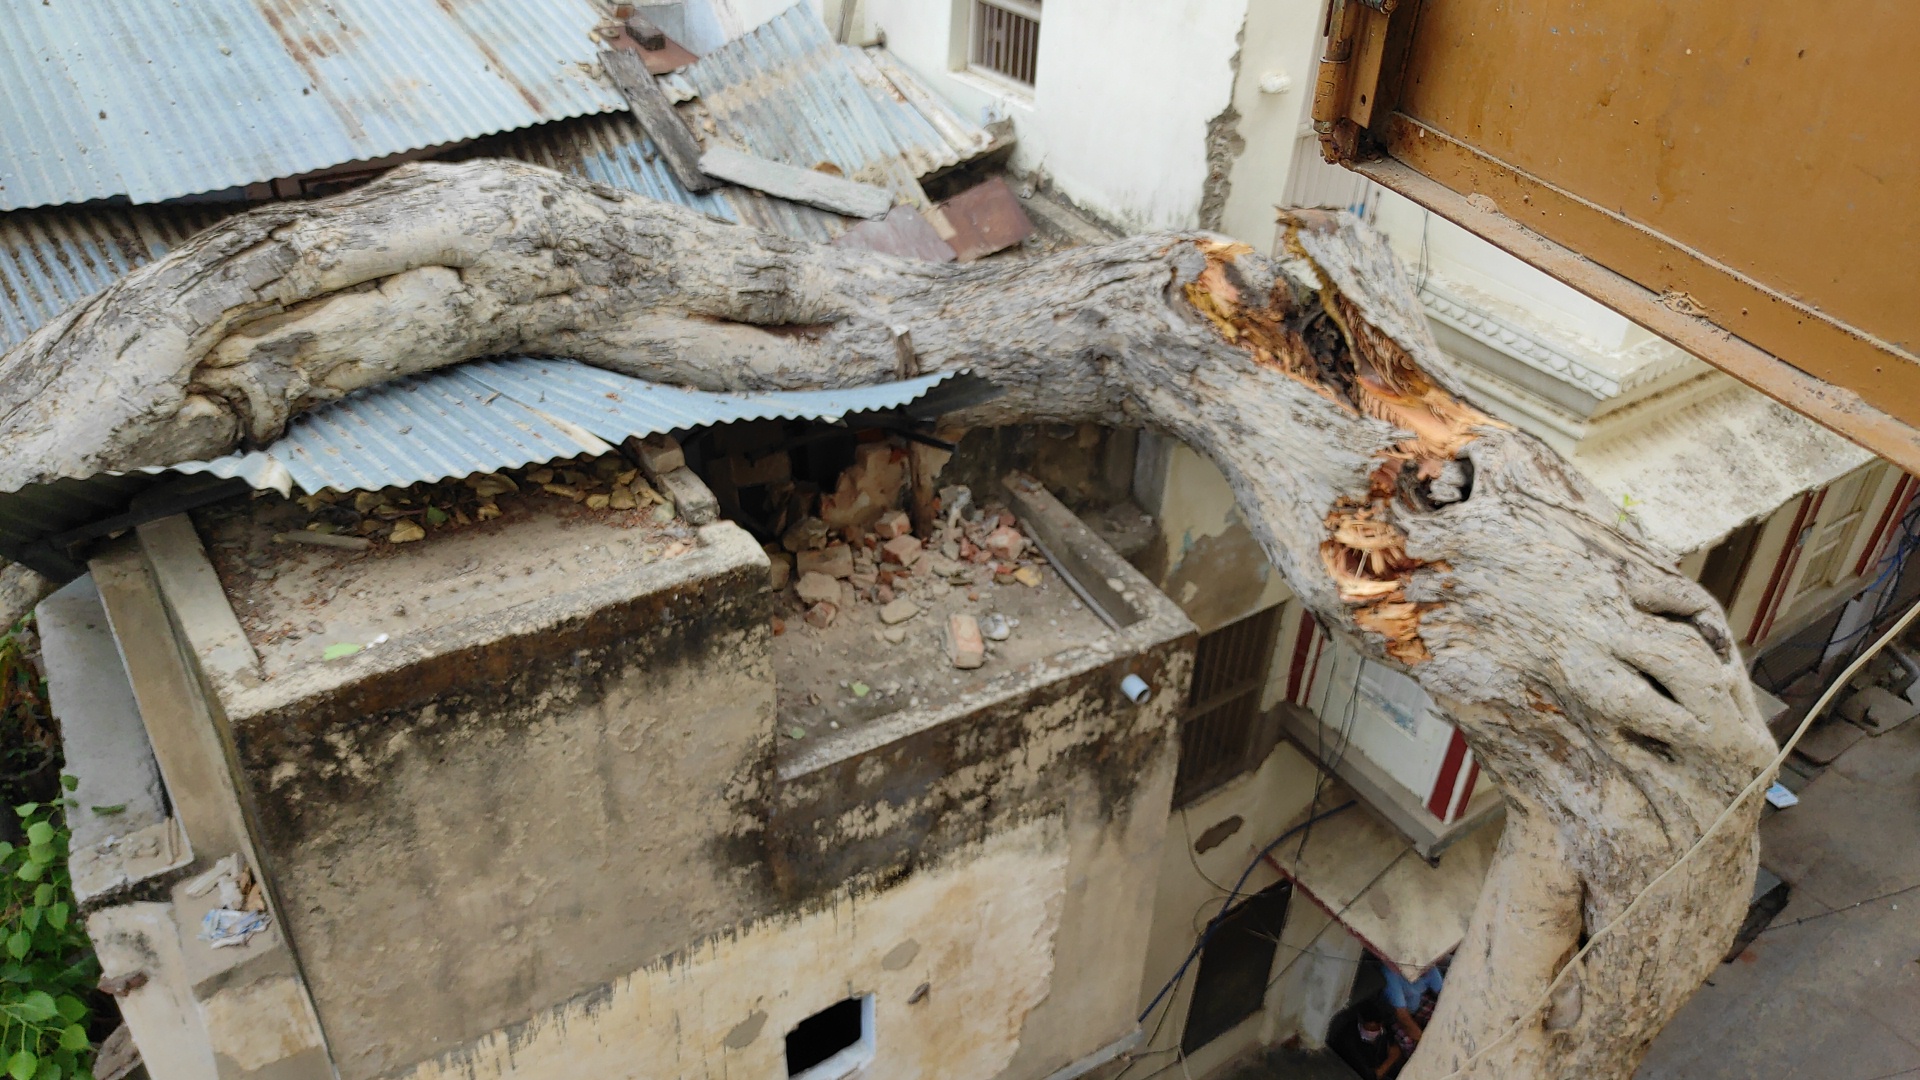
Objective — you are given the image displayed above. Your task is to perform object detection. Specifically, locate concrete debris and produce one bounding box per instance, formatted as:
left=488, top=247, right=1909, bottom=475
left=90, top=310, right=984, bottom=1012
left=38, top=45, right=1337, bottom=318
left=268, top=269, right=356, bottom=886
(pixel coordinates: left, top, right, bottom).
left=797, top=543, right=854, bottom=579
left=874, top=508, right=912, bottom=539
left=980, top=612, right=1011, bottom=641
left=804, top=601, right=838, bottom=629
left=1013, top=566, right=1042, bottom=588
left=655, top=467, right=719, bottom=524
left=768, top=552, right=793, bottom=590
left=946, top=613, right=985, bottom=669
left=630, top=432, right=687, bottom=478
left=1839, top=684, right=1920, bottom=732
left=796, top=572, right=841, bottom=606
left=939, top=484, right=973, bottom=526
left=882, top=626, right=908, bottom=644
left=879, top=597, right=920, bottom=624
left=984, top=524, right=1024, bottom=562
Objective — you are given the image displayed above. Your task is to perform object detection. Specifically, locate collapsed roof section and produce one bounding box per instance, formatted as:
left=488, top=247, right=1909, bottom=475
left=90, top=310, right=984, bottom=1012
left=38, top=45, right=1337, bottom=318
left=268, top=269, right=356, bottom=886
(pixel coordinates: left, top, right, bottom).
left=0, top=359, right=988, bottom=583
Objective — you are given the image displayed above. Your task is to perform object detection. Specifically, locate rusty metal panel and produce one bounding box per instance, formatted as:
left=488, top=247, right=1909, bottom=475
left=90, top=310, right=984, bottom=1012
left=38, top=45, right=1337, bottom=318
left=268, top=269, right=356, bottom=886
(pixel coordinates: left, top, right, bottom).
left=926, top=177, right=1034, bottom=262
left=1312, top=0, right=1920, bottom=472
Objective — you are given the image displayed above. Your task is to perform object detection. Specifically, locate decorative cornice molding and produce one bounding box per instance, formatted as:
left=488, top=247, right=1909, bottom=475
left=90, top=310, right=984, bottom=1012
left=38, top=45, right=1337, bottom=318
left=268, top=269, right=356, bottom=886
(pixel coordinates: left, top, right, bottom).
left=1417, top=284, right=1622, bottom=399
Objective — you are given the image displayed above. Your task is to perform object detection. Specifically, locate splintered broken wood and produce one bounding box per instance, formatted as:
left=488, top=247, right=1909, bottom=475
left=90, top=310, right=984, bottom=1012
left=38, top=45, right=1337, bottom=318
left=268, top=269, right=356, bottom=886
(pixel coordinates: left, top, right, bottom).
left=697, top=145, right=894, bottom=219
left=0, top=160, right=1777, bottom=1080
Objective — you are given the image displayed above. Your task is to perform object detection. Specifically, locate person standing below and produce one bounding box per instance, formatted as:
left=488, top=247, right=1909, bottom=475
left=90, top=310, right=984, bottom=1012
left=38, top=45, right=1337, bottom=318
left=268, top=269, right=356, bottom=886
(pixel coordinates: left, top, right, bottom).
left=1329, top=1000, right=1404, bottom=1079
left=1382, top=963, right=1444, bottom=1054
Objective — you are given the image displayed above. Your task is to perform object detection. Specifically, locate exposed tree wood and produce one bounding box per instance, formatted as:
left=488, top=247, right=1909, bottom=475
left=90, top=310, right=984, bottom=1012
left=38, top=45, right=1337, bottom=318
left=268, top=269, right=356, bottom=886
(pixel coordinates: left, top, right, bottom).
left=0, top=160, right=1778, bottom=1078
left=600, top=48, right=718, bottom=193
left=698, top=145, right=894, bottom=219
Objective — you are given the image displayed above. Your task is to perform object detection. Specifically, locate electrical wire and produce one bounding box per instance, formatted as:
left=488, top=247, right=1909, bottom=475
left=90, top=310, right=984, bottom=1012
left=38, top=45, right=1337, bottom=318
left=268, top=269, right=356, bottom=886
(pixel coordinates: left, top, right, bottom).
left=1427, top=592, right=1920, bottom=1080
left=1136, top=800, right=1359, bottom=1025
left=1759, top=880, right=1920, bottom=935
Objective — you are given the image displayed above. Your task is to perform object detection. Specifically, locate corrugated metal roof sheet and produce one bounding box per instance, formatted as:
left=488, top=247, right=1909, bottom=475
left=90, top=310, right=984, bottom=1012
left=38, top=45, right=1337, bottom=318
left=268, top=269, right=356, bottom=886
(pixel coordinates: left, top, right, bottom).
left=256, top=357, right=960, bottom=492
left=0, top=357, right=967, bottom=579
left=459, top=113, right=848, bottom=243
left=0, top=0, right=627, bottom=211
left=0, top=204, right=231, bottom=352
left=665, top=4, right=994, bottom=206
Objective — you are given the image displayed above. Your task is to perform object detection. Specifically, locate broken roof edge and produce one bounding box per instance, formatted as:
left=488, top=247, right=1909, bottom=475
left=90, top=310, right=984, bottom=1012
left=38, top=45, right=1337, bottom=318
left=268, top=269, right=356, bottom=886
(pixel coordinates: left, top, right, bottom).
left=0, top=358, right=973, bottom=582
left=188, top=358, right=970, bottom=494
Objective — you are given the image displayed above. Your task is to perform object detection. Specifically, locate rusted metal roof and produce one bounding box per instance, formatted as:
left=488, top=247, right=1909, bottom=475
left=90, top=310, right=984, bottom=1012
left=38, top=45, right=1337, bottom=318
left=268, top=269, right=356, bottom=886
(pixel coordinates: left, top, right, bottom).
left=0, top=0, right=627, bottom=211
left=663, top=4, right=995, bottom=206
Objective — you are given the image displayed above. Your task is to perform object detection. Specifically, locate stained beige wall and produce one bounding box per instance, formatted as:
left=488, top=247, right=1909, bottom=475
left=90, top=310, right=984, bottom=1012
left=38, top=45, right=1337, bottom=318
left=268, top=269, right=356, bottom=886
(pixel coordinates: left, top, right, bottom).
left=400, top=819, right=1070, bottom=1080
left=1136, top=436, right=1292, bottom=635
left=1134, top=743, right=1323, bottom=1071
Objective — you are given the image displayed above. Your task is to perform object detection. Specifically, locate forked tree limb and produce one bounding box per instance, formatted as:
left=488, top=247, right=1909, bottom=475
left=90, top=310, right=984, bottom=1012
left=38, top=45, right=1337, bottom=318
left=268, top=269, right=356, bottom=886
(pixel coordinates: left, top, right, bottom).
left=0, top=161, right=1777, bottom=1077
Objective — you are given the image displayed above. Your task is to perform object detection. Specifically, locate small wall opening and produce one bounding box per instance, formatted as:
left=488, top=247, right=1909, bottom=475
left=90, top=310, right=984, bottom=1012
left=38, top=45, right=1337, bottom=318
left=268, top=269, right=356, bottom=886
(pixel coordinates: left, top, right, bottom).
left=786, top=995, right=875, bottom=1079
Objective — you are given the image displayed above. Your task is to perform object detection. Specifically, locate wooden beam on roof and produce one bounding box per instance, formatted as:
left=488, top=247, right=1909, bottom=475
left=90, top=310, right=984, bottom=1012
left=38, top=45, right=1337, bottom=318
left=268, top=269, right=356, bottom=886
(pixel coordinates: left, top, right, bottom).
left=600, top=48, right=718, bottom=193
left=698, top=145, right=894, bottom=219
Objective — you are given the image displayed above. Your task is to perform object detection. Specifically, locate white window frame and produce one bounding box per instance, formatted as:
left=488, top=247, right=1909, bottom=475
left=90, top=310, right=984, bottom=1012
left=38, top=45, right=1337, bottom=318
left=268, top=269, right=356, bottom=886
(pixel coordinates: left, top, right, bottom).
left=789, top=995, right=876, bottom=1080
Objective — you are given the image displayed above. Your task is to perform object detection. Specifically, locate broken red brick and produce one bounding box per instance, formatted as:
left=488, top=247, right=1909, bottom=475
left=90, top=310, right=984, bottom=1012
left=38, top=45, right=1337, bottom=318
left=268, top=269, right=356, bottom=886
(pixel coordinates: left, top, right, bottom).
left=881, top=534, right=924, bottom=567
left=984, top=525, right=1024, bottom=562
left=947, top=614, right=985, bottom=669
left=874, top=508, right=912, bottom=539
left=805, top=602, right=839, bottom=629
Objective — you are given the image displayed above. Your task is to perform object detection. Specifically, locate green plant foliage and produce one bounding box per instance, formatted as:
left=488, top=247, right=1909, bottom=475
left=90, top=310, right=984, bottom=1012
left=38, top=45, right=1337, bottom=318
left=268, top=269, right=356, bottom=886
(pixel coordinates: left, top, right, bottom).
left=1, top=792, right=96, bottom=1080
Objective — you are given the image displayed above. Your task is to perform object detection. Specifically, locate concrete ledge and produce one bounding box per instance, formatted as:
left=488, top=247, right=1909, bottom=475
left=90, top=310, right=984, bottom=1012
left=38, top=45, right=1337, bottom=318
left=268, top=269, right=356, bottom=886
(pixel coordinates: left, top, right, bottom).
left=38, top=576, right=193, bottom=905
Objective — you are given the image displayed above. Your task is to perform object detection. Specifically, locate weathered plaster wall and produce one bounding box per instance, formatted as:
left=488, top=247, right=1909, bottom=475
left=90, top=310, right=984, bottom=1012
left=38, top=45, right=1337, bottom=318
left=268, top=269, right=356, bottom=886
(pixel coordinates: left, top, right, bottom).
left=1213, top=0, right=1337, bottom=246
left=401, top=818, right=1067, bottom=1080
left=202, top=528, right=778, bottom=1080
left=1134, top=742, right=1323, bottom=1069
left=1133, top=434, right=1292, bottom=634
left=863, top=0, right=1248, bottom=231
left=369, top=529, right=1192, bottom=1080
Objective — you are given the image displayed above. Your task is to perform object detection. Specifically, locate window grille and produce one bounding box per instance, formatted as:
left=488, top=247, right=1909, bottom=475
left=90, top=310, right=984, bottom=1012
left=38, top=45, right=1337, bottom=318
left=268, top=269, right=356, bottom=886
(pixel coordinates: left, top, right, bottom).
left=1174, top=605, right=1282, bottom=806
left=970, top=0, right=1041, bottom=87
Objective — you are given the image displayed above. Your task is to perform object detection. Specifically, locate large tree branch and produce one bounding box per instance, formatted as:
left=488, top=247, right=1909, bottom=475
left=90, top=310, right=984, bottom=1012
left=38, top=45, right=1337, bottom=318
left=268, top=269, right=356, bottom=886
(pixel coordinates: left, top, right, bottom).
left=0, top=161, right=1776, bottom=1077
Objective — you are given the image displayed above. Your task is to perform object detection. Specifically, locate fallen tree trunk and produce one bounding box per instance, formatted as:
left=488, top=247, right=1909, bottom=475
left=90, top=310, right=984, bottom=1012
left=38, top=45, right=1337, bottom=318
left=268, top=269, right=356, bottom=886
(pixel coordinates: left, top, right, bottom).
left=0, top=160, right=1776, bottom=1077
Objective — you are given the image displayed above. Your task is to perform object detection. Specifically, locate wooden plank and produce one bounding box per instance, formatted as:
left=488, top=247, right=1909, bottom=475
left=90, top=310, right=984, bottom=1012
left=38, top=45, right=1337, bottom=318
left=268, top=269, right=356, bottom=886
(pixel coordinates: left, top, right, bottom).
left=600, top=48, right=717, bottom=193
left=698, top=145, right=894, bottom=219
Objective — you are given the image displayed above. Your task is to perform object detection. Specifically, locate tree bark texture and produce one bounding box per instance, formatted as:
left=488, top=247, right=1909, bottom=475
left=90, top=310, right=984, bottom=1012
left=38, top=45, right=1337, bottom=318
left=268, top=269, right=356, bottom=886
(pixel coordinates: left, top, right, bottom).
left=0, top=161, right=1778, bottom=1077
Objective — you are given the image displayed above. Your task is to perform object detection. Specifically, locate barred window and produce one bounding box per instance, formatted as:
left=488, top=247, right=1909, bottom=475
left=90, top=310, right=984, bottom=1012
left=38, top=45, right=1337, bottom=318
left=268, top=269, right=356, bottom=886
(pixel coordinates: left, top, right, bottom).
left=1174, top=605, right=1282, bottom=807
left=970, top=0, right=1041, bottom=87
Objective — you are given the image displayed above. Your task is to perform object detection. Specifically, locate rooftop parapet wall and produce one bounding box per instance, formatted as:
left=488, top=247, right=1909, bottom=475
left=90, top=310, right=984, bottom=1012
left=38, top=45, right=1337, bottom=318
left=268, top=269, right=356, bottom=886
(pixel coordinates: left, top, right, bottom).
left=146, top=496, right=778, bottom=1080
